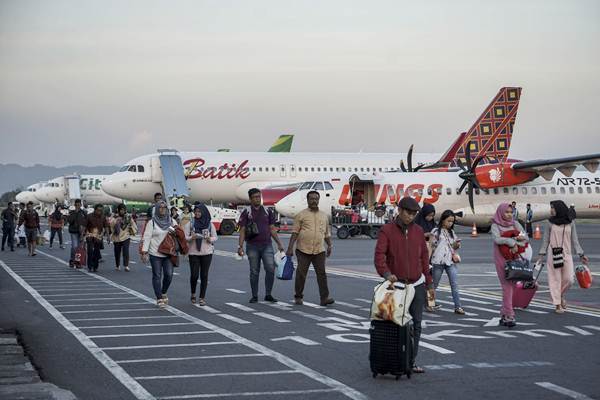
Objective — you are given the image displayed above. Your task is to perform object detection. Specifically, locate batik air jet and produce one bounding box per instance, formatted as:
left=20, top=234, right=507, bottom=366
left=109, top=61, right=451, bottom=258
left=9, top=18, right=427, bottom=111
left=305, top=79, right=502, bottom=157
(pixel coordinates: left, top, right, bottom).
left=274, top=150, right=600, bottom=230
left=102, top=88, right=523, bottom=205
left=33, top=175, right=122, bottom=206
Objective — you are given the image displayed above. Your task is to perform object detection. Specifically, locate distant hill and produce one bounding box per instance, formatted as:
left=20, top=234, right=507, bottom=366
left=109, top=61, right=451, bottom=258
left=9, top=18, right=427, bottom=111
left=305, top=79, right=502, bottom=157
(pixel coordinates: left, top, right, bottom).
left=0, top=164, right=120, bottom=194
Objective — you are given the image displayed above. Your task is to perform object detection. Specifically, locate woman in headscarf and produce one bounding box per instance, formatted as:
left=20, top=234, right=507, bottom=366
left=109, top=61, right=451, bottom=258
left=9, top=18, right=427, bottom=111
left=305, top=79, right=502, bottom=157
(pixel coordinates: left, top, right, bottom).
left=141, top=200, right=177, bottom=309
left=184, top=203, right=218, bottom=305
left=48, top=206, right=65, bottom=249
left=538, top=200, right=588, bottom=314
left=491, top=203, right=528, bottom=327
left=110, top=204, right=137, bottom=271
left=415, top=203, right=436, bottom=236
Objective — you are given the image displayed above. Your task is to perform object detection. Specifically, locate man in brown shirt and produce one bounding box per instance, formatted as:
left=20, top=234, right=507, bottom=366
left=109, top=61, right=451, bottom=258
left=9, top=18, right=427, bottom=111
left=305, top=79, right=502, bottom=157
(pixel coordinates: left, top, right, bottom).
left=86, top=204, right=108, bottom=272
left=286, top=190, right=334, bottom=306
left=18, top=201, right=40, bottom=256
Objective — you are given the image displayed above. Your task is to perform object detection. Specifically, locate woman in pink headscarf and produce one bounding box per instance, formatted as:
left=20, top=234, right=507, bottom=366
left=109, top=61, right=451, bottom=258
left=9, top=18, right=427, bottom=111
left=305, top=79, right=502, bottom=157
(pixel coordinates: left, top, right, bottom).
left=491, top=203, right=529, bottom=327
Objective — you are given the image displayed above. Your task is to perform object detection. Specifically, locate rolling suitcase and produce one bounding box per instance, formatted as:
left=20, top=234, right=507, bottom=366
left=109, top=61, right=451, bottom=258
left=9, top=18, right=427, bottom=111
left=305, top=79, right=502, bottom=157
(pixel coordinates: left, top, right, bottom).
left=369, top=319, right=413, bottom=379
left=513, top=261, right=544, bottom=309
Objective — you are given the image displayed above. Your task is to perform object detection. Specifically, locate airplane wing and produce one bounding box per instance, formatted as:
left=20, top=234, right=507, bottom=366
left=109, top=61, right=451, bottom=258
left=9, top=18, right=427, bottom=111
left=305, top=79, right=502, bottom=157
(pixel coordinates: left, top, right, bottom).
left=511, top=153, right=600, bottom=180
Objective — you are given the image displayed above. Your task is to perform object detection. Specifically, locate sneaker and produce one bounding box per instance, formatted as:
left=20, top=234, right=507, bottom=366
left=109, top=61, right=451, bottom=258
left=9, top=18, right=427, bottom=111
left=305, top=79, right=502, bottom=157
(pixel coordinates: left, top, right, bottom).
left=124, top=266, right=130, bottom=272
left=264, top=295, right=278, bottom=303
left=60, top=245, right=65, bottom=249
left=198, top=298, right=206, bottom=306
left=454, top=307, right=466, bottom=315
left=320, top=298, right=335, bottom=306
left=249, top=296, right=258, bottom=303
left=115, top=266, right=120, bottom=271
left=157, top=298, right=165, bottom=309
left=161, top=295, right=169, bottom=306
left=294, top=298, right=303, bottom=305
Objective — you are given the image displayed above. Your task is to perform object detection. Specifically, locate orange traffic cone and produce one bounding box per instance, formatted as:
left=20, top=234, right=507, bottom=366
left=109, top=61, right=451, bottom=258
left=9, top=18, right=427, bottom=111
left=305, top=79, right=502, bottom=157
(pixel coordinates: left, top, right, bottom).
left=471, top=223, right=478, bottom=237
left=533, top=224, right=542, bottom=240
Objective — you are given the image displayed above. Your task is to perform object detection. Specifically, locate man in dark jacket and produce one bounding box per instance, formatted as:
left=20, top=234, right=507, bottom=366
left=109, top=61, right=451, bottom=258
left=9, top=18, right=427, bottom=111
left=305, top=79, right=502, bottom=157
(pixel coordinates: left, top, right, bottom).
left=374, top=197, right=432, bottom=374
left=1, top=202, right=17, bottom=251
left=67, top=199, right=87, bottom=267
left=18, top=201, right=40, bottom=256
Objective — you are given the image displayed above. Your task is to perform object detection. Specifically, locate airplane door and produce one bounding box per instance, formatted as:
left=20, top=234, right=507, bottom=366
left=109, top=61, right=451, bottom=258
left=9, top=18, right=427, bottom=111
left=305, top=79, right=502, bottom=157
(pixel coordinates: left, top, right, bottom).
left=65, top=176, right=81, bottom=202
left=150, top=156, right=162, bottom=183
left=280, top=164, right=286, bottom=177
left=159, top=153, right=190, bottom=199
left=290, top=164, right=296, bottom=177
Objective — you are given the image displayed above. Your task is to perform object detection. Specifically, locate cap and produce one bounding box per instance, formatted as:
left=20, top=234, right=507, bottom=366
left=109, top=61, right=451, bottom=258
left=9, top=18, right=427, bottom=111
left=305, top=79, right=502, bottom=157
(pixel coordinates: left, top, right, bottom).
left=398, top=197, right=420, bottom=212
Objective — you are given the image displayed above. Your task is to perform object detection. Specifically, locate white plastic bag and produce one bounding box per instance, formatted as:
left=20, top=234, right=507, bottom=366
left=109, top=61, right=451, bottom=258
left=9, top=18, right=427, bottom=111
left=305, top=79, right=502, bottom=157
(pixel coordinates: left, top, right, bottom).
left=274, top=251, right=286, bottom=270
left=370, top=280, right=415, bottom=326
left=522, top=243, right=533, bottom=261
left=43, top=230, right=51, bottom=242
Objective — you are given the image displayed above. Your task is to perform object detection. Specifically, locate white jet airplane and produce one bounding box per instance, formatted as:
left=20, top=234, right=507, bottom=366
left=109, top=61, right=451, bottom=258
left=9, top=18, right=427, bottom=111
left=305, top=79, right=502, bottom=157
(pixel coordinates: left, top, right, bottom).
left=274, top=151, right=600, bottom=232
left=102, top=87, right=524, bottom=205
left=33, top=175, right=122, bottom=206
left=15, top=182, right=47, bottom=205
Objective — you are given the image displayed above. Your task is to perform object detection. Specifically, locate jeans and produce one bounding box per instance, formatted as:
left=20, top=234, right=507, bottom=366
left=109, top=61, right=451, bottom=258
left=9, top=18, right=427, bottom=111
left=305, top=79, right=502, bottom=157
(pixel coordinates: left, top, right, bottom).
left=150, top=255, right=174, bottom=299
left=1, top=226, right=15, bottom=250
left=50, top=228, right=63, bottom=246
left=70, top=233, right=81, bottom=262
left=86, top=238, right=102, bottom=270
left=432, top=263, right=462, bottom=308
left=113, top=239, right=130, bottom=267
left=409, top=283, right=426, bottom=367
left=189, top=254, right=213, bottom=298
left=246, top=243, right=275, bottom=298
left=294, top=250, right=330, bottom=301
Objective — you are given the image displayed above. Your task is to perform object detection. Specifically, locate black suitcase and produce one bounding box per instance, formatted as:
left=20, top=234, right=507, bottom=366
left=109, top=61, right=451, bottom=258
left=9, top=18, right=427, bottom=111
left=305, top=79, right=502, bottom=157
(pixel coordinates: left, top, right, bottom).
left=369, top=319, right=413, bottom=379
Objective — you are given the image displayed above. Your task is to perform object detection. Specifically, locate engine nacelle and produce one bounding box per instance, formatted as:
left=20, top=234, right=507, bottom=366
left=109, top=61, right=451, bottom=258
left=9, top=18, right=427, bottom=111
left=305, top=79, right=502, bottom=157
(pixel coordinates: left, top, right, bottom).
left=475, top=164, right=537, bottom=189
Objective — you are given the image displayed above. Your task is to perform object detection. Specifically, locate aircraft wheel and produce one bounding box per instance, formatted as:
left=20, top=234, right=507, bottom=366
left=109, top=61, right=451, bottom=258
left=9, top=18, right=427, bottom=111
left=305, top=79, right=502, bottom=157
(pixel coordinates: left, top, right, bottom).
left=336, top=226, right=350, bottom=240
left=219, top=219, right=236, bottom=236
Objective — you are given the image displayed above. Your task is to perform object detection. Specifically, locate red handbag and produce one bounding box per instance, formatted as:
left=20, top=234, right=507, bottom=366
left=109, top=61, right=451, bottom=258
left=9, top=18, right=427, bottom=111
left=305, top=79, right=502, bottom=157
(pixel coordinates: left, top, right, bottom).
left=74, top=243, right=86, bottom=267
left=575, top=265, right=593, bottom=289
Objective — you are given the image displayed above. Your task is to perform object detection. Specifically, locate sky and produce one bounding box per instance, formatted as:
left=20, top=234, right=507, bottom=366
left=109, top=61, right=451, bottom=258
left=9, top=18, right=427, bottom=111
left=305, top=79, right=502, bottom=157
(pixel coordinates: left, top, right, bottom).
left=0, top=0, right=598, bottom=167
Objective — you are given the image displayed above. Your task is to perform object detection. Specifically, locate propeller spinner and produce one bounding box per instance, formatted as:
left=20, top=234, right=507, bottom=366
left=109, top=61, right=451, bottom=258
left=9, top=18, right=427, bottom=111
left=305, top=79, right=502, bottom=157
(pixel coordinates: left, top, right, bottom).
left=456, top=144, right=484, bottom=213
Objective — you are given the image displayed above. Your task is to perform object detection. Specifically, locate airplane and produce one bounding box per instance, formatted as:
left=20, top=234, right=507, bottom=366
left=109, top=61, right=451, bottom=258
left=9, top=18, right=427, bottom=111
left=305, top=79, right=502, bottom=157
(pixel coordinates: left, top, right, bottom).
left=15, top=182, right=47, bottom=205
left=102, top=88, right=522, bottom=205
left=33, top=175, right=122, bottom=206
left=218, top=134, right=295, bottom=153
left=274, top=151, right=600, bottom=232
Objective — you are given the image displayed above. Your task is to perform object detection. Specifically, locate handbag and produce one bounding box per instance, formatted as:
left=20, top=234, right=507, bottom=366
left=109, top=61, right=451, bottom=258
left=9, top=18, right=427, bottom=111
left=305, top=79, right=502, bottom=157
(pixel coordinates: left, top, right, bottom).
left=504, top=257, right=533, bottom=281
left=74, top=243, right=87, bottom=267
left=370, top=280, right=415, bottom=326
left=551, top=226, right=566, bottom=269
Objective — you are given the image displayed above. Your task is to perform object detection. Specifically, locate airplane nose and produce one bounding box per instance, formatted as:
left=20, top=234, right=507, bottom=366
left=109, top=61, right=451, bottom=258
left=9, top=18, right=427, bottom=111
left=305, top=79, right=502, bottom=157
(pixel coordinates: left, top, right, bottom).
left=102, top=176, right=126, bottom=198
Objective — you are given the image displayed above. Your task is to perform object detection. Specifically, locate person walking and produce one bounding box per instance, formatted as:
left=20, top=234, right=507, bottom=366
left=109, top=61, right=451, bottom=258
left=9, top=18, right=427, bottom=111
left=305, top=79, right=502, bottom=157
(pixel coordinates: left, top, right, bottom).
left=237, top=188, right=285, bottom=303
left=414, top=202, right=439, bottom=311
left=67, top=199, right=87, bottom=267
left=525, top=204, right=534, bottom=238
left=374, top=197, right=431, bottom=374
left=18, top=202, right=40, bottom=256
left=48, top=206, right=65, bottom=249
left=170, top=206, right=180, bottom=224
left=538, top=200, right=588, bottom=314
left=141, top=200, right=177, bottom=309
left=180, top=204, right=193, bottom=227
left=184, top=203, right=217, bottom=305
left=1, top=202, right=17, bottom=252
left=85, top=204, right=108, bottom=272
left=568, top=204, right=577, bottom=221
left=146, top=192, right=163, bottom=221
left=286, top=190, right=334, bottom=306
left=511, top=201, right=519, bottom=223
left=430, top=210, right=464, bottom=314
left=110, top=204, right=137, bottom=271
left=491, top=203, right=529, bottom=327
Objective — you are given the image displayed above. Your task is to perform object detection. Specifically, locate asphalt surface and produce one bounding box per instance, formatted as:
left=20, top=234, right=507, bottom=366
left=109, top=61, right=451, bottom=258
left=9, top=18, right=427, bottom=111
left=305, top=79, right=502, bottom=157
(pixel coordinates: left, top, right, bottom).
left=1, top=222, right=599, bottom=400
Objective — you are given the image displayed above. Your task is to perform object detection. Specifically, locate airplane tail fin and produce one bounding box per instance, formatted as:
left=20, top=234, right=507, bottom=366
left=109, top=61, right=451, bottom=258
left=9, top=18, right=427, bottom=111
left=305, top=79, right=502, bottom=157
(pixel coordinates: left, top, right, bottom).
left=268, top=134, right=294, bottom=152
left=452, top=87, right=522, bottom=165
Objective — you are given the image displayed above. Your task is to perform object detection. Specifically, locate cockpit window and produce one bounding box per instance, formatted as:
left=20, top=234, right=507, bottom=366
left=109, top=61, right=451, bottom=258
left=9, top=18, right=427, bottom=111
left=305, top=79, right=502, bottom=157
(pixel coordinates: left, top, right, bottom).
left=313, top=182, right=324, bottom=191
left=324, top=182, right=334, bottom=190
left=138, top=165, right=145, bottom=173
left=299, top=182, right=314, bottom=190
left=128, top=165, right=137, bottom=172
left=119, top=165, right=129, bottom=172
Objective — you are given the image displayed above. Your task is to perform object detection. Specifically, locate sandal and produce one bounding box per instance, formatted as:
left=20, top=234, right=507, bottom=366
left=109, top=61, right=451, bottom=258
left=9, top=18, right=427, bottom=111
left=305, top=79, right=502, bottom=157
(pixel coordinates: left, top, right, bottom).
left=561, top=298, right=567, bottom=310
left=555, top=305, right=565, bottom=314
left=412, top=365, right=425, bottom=374
left=191, top=295, right=196, bottom=304
left=454, top=307, right=465, bottom=315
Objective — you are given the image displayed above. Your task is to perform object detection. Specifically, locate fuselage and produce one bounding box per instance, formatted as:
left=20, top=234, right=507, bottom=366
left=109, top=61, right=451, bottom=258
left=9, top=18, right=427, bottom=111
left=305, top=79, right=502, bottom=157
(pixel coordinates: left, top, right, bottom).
left=102, top=151, right=440, bottom=204
left=275, top=171, right=600, bottom=227
left=33, top=175, right=122, bottom=205
left=15, top=182, right=46, bottom=204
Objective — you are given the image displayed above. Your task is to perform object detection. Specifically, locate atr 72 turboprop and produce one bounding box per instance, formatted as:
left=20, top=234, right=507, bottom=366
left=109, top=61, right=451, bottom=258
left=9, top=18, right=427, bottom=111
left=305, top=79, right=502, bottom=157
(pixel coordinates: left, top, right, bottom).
left=102, top=87, right=523, bottom=205
left=274, top=152, right=600, bottom=229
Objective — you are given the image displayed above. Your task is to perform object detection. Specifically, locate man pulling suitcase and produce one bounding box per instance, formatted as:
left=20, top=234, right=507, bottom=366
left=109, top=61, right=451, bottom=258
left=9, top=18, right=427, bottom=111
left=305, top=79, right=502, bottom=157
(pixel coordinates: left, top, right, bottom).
left=374, top=197, right=433, bottom=374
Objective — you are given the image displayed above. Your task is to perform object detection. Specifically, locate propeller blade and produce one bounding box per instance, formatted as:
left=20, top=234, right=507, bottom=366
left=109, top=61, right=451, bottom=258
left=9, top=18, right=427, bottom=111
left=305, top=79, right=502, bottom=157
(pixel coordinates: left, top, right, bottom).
left=472, top=177, right=482, bottom=189
left=407, top=145, right=414, bottom=172
left=457, top=158, right=467, bottom=172
left=414, top=165, right=424, bottom=172
left=458, top=180, right=468, bottom=194
left=465, top=143, right=472, bottom=170
left=467, top=184, right=475, bottom=214
left=472, top=156, right=485, bottom=170
left=400, top=160, right=407, bottom=173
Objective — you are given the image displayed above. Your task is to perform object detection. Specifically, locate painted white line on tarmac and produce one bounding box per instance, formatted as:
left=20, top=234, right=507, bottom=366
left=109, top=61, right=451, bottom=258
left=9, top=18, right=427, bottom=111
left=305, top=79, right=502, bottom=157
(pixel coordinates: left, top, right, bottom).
left=194, top=304, right=221, bottom=314
left=217, top=314, right=252, bottom=324
left=437, top=300, right=499, bottom=314
left=535, top=382, right=594, bottom=399
left=290, top=311, right=329, bottom=321
left=564, top=326, right=594, bottom=335
left=70, top=316, right=179, bottom=322
left=158, top=388, right=338, bottom=400
left=36, top=287, right=112, bottom=292
left=334, top=301, right=362, bottom=309
left=302, top=301, right=325, bottom=309
left=419, top=341, right=455, bottom=354
left=326, top=309, right=365, bottom=321
left=0, top=260, right=155, bottom=400
left=55, top=302, right=149, bottom=308
left=80, top=322, right=196, bottom=329
left=271, top=336, right=321, bottom=345
left=88, top=331, right=214, bottom=339
left=135, top=370, right=299, bottom=380
left=225, top=302, right=255, bottom=312
left=61, top=308, right=156, bottom=314
left=226, top=288, right=246, bottom=294
left=354, top=298, right=372, bottom=304
left=101, top=341, right=236, bottom=350
left=253, top=312, right=290, bottom=323
left=50, top=297, right=136, bottom=302
left=455, top=297, right=493, bottom=305
left=117, top=354, right=267, bottom=364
